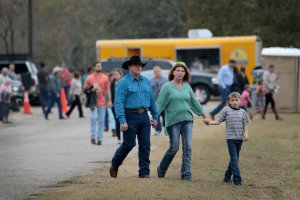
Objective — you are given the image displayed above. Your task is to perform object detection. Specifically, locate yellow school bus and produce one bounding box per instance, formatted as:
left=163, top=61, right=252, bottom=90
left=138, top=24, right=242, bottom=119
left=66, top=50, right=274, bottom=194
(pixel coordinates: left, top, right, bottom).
left=96, top=36, right=262, bottom=83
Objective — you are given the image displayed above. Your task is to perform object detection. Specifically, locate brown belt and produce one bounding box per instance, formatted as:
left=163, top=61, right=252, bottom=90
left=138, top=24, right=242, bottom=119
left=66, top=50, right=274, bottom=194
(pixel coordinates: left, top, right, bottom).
left=125, top=108, right=147, bottom=114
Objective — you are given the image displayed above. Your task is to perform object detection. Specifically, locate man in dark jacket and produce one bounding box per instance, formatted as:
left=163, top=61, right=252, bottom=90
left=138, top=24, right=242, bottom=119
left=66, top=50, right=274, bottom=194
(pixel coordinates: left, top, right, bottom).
left=44, top=66, right=64, bottom=120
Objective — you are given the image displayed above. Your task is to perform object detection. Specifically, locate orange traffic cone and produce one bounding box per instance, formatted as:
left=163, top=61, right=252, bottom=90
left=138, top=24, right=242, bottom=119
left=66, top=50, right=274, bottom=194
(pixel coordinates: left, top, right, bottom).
left=61, top=88, right=68, bottom=113
left=23, top=90, right=31, bottom=114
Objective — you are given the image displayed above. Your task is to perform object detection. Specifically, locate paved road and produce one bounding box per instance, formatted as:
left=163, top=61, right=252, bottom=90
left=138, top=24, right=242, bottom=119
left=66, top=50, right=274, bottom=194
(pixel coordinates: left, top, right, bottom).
left=0, top=102, right=217, bottom=200
left=0, top=107, right=124, bottom=200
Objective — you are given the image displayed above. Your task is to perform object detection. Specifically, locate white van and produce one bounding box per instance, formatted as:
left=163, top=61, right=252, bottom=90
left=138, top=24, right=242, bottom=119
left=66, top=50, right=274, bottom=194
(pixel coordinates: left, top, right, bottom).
left=0, top=59, right=39, bottom=104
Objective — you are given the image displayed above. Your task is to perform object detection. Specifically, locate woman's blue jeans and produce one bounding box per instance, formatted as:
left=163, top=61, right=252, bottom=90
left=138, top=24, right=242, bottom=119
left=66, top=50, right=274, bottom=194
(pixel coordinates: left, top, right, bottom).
left=157, top=121, right=193, bottom=180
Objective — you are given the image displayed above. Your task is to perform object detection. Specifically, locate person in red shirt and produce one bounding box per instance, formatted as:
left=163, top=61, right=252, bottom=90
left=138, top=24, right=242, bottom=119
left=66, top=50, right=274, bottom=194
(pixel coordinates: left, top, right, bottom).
left=83, top=62, right=112, bottom=145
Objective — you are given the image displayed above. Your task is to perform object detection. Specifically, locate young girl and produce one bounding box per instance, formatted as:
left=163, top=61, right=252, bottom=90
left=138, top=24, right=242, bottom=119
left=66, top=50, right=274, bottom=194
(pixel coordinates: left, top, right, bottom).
left=240, top=85, right=253, bottom=119
left=240, top=85, right=251, bottom=111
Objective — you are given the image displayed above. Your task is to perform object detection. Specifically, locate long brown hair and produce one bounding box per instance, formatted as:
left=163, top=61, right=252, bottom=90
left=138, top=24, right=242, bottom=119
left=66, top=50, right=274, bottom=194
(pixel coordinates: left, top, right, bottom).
left=168, top=62, right=191, bottom=82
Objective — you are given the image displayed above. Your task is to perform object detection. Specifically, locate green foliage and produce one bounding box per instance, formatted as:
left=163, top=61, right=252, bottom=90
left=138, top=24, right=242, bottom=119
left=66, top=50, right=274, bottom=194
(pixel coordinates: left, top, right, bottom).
left=0, top=0, right=299, bottom=71
left=186, top=0, right=300, bottom=47
left=102, top=0, right=187, bottom=38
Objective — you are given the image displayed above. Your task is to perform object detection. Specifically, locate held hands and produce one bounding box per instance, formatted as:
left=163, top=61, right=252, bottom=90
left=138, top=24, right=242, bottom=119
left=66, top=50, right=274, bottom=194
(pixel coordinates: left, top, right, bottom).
left=203, top=118, right=210, bottom=126
left=151, top=119, right=158, bottom=128
left=120, top=123, right=128, bottom=132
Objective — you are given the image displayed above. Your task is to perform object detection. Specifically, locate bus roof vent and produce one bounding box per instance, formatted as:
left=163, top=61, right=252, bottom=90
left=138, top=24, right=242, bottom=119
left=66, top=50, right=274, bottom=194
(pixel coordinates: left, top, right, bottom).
left=188, top=29, right=213, bottom=39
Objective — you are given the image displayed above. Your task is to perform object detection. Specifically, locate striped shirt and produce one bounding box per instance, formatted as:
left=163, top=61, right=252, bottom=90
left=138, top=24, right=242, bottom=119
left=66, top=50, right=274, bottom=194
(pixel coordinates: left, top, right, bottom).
left=219, top=107, right=249, bottom=140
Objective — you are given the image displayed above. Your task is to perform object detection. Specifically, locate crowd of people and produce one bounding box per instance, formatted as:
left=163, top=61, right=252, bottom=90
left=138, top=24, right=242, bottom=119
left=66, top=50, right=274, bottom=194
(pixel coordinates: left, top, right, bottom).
left=1, top=56, right=282, bottom=186
left=210, top=59, right=282, bottom=121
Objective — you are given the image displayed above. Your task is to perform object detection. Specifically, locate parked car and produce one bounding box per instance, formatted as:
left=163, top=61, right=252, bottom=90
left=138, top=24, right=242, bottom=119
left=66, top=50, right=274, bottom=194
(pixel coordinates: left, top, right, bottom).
left=141, top=70, right=219, bottom=104
left=101, top=57, right=219, bottom=104
left=0, top=55, right=39, bottom=105
left=11, top=79, right=24, bottom=102
left=7, top=79, right=24, bottom=112
left=101, top=58, right=175, bottom=74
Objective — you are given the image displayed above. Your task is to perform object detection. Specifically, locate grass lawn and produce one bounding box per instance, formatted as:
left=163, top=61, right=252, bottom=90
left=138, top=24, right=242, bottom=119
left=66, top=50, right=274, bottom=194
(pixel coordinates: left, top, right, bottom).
left=30, top=113, right=300, bottom=200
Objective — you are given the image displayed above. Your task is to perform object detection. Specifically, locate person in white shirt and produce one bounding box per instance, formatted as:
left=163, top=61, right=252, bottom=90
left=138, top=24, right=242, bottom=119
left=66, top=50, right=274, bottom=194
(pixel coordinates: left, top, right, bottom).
left=262, top=64, right=282, bottom=120
left=66, top=71, right=84, bottom=118
left=210, top=59, right=236, bottom=119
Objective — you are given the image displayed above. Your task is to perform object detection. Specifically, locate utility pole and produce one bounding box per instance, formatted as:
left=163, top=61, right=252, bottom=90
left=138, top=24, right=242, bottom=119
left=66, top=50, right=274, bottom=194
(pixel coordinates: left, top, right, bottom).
left=28, top=0, right=33, bottom=59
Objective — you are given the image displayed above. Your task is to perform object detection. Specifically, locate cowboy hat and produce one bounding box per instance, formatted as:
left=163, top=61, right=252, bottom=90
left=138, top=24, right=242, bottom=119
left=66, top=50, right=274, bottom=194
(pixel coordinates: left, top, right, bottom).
left=53, top=66, right=62, bottom=74
left=122, top=56, right=147, bottom=70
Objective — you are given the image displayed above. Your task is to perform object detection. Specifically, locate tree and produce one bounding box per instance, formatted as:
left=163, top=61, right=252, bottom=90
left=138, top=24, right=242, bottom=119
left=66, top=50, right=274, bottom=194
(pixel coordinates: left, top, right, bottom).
left=185, top=0, right=300, bottom=47
left=102, top=0, right=187, bottom=38
left=0, top=0, right=27, bottom=55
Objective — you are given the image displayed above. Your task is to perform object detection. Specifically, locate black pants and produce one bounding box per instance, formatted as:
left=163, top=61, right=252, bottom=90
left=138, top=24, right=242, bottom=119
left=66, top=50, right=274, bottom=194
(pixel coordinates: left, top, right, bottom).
left=265, top=93, right=275, bottom=109
left=66, top=95, right=83, bottom=117
left=112, top=107, right=121, bottom=140
left=263, top=92, right=279, bottom=118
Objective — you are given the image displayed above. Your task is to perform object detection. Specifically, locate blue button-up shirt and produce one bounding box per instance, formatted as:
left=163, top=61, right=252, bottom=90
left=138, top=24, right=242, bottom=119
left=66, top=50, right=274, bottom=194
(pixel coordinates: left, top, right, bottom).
left=217, top=64, right=234, bottom=89
left=114, top=73, right=158, bottom=124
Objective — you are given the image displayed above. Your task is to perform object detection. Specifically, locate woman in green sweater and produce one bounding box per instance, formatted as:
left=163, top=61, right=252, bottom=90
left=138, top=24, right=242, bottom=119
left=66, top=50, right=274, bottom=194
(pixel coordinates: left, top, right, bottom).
left=156, top=62, right=207, bottom=180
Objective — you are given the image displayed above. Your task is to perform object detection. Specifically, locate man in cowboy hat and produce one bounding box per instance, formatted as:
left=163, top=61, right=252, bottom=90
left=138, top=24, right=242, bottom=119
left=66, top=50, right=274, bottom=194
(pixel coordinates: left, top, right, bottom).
left=44, top=66, right=64, bottom=120
left=110, top=55, right=158, bottom=178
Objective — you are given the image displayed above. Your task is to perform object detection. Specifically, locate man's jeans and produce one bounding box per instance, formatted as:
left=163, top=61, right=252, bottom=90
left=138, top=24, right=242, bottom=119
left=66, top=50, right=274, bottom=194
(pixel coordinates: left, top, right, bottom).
left=45, top=92, right=63, bottom=119
left=157, top=121, right=193, bottom=180
left=111, top=112, right=151, bottom=176
left=39, top=85, right=49, bottom=115
left=210, top=86, right=231, bottom=116
left=225, top=139, right=243, bottom=183
left=90, top=107, right=106, bottom=142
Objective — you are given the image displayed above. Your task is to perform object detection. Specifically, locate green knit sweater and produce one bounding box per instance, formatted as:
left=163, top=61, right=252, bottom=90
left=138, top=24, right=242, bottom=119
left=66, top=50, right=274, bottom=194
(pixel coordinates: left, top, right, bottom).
left=156, top=82, right=204, bottom=129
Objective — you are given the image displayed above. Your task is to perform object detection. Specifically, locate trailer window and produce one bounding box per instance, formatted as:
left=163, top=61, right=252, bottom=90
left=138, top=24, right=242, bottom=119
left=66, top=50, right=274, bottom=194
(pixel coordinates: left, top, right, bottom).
left=153, top=61, right=173, bottom=69
left=176, top=48, right=220, bottom=72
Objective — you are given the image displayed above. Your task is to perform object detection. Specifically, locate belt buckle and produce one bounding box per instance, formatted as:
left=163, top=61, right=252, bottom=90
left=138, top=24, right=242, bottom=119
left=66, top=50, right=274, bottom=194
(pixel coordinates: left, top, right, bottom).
left=137, top=108, right=144, bottom=114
